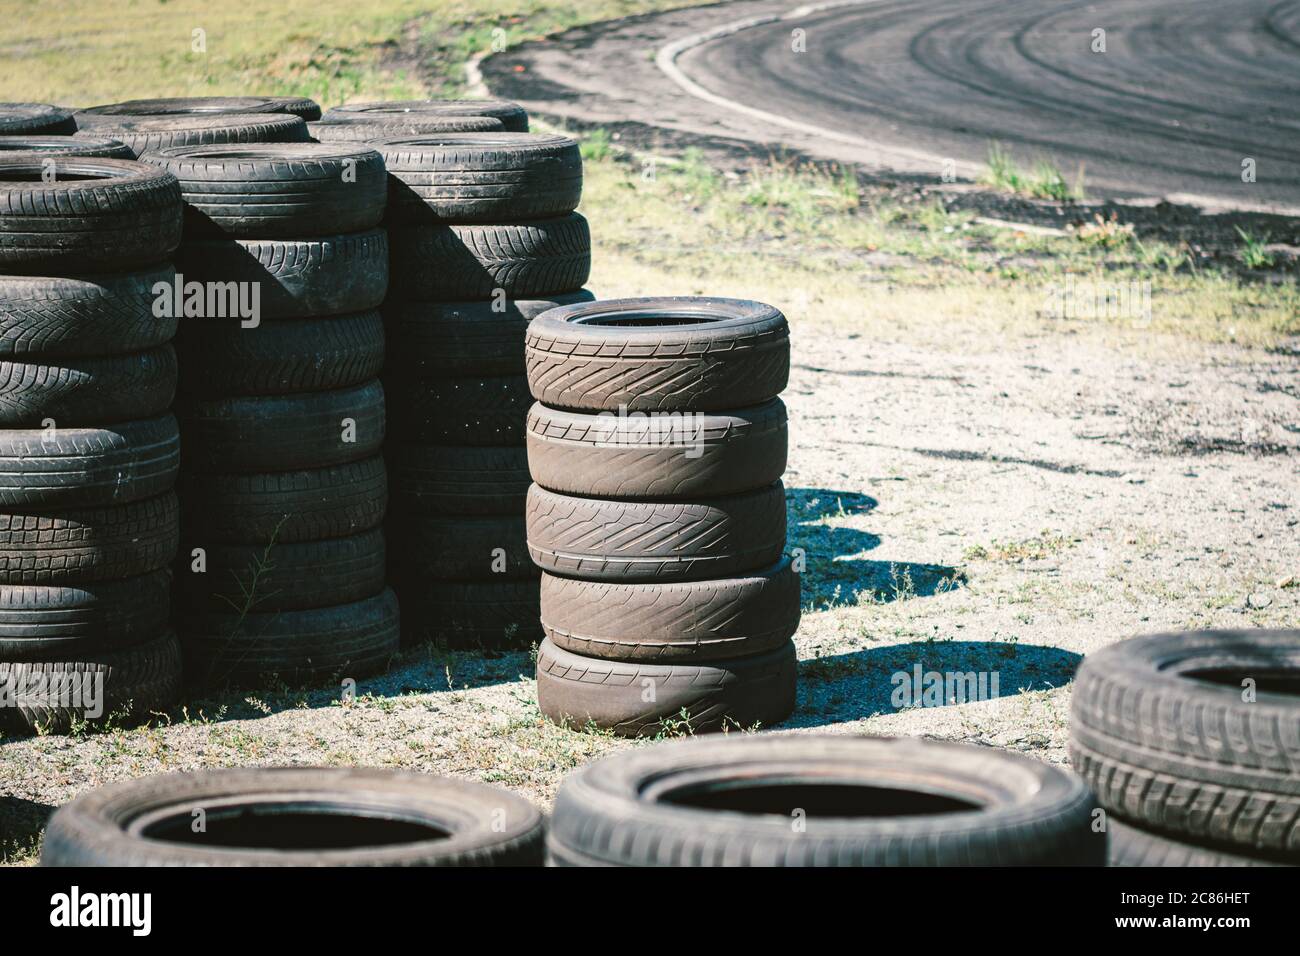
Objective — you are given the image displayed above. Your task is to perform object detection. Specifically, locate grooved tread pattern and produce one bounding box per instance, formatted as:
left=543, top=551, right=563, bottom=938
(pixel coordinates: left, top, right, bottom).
left=72, top=113, right=310, bottom=158
left=386, top=374, right=532, bottom=445
left=0, top=571, right=172, bottom=658
left=1107, top=818, right=1286, bottom=867
left=307, top=117, right=504, bottom=141
left=0, top=346, right=177, bottom=427
left=0, top=104, right=77, bottom=135
left=390, top=443, right=529, bottom=515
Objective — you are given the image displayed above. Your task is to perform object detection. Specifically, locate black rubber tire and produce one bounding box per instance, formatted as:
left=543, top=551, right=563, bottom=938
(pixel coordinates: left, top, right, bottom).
left=180, top=457, right=387, bottom=545
left=384, top=290, right=593, bottom=377
left=375, top=132, right=581, bottom=223
left=0, top=104, right=76, bottom=135
left=174, top=311, right=384, bottom=397
left=308, top=116, right=504, bottom=141
left=0, top=136, right=133, bottom=159
left=547, top=734, right=1106, bottom=865
left=173, top=230, right=388, bottom=319
left=536, top=637, right=796, bottom=738
left=180, top=587, right=399, bottom=688
left=391, top=513, right=534, bottom=581
left=0, top=267, right=178, bottom=357
left=0, top=571, right=172, bottom=660
left=389, top=213, right=590, bottom=300
left=144, top=143, right=387, bottom=237
left=71, top=113, right=310, bottom=158
left=1107, top=818, right=1288, bottom=868
left=526, top=297, right=791, bottom=413
left=0, top=157, right=182, bottom=273
left=541, top=559, right=799, bottom=662
left=178, top=380, right=385, bottom=472
left=1069, top=628, right=1300, bottom=860
left=526, top=482, right=787, bottom=582
left=386, top=374, right=532, bottom=445
left=177, top=527, right=386, bottom=613
left=324, top=99, right=528, bottom=133
left=389, top=443, right=529, bottom=516
left=396, top=578, right=541, bottom=650
left=0, top=492, right=179, bottom=585
left=0, top=631, right=181, bottom=735
left=81, top=96, right=321, bottom=121
left=0, top=346, right=177, bottom=427
left=0, top=414, right=179, bottom=509
left=40, top=766, right=544, bottom=867
left=526, top=399, right=788, bottom=498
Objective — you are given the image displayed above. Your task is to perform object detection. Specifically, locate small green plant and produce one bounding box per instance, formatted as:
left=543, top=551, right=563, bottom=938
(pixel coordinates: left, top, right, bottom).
left=580, top=127, right=613, bottom=163
left=1235, top=227, right=1276, bottom=269
left=1076, top=212, right=1135, bottom=249
left=982, top=143, right=1083, bottom=200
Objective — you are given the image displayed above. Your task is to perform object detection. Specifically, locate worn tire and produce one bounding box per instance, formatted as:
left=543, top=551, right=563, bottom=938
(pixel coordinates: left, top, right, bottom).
left=1070, top=628, right=1300, bottom=860
left=0, top=571, right=172, bottom=660
left=375, top=132, right=580, bottom=223
left=1107, top=819, right=1288, bottom=868
left=72, top=113, right=310, bottom=158
left=178, top=381, right=385, bottom=472
left=0, top=414, right=179, bottom=509
left=177, top=527, right=386, bottom=613
left=0, top=267, right=177, bottom=357
left=173, top=230, right=388, bottom=319
left=541, top=559, right=799, bottom=662
left=526, top=399, right=787, bottom=498
left=144, top=143, right=386, bottom=237
left=390, top=213, right=590, bottom=300
left=181, top=587, right=399, bottom=688
left=526, top=482, right=786, bottom=582
left=0, top=158, right=182, bottom=272
left=40, top=766, right=544, bottom=867
left=386, top=374, right=531, bottom=445
left=537, top=637, right=796, bottom=738
left=548, top=734, right=1105, bottom=865
left=396, top=578, right=541, bottom=650
left=0, top=631, right=181, bottom=735
left=0, top=136, right=133, bottom=159
left=0, top=104, right=76, bottom=135
left=390, top=443, right=529, bottom=516
left=0, top=346, right=177, bottom=427
left=81, top=96, right=321, bottom=121
left=174, top=311, right=384, bottom=397
left=392, top=513, right=534, bottom=581
left=308, top=116, right=504, bottom=142
left=324, top=99, right=528, bottom=133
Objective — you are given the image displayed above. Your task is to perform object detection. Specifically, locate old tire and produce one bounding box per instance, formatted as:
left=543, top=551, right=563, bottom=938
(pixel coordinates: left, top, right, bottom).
left=397, top=578, right=541, bottom=650
left=537, top=637, right=796, bottom=738
left=526, top=482, right=787, bottom=582
left=1107, top=818, right=1288, bottom=867
left=392, top=513, right=533, bottom=581
left=541, top=559, right=799, bottom=662
left=547, top=734, right=1105, bottom=865
left=0, top=346, right=177, bottom=427
left=526, top=399, right=787, bottom=498
left=72, top=113, right=310, bottom=158
left=308, top=116, right=504, bottom=142
left=81, top=96, right=321, bottom=121
left=324, top=99, right=528, bottom=133
left=0, top=136, right=133, bottom=160
left=389, top=443, right=529, bottom=516
left=0, top=571, right=172, bottom=660
left=0, top=104, right=76, bottom=135
left=386, top=374, right=531, bottom=445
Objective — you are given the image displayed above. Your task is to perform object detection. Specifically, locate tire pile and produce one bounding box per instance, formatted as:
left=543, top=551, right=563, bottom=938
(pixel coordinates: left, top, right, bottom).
left=136, top=131, right=401, bottom=689
left=349, top=103, right=593, bottom=649
left=525, top=297, right=799, bottom=736
left=0, top=104, right=186, bottom=732
left=1070, top=628, right=1299, bottom=866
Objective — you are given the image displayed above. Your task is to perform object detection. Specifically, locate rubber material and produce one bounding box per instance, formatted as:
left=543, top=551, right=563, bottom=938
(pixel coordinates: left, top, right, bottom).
left=72, top=113, right=310, bottom=158
left=386, top=374, right=531, bottom=445
left=324, top=99, right=528, bottom=132
left=0, top=104, right=76, bottom=135
left=396, top=578, right=541, bottom=650
left=81, top=96, right=321, bottom=121
left=308, top=116, right=504, bottom=141
left=1107, top=818, right=1288, bottom=867
left=391, top=513, right=534, bottom=581
left=0, top=571, right=172, bottom=659
left=0, top=136, right=133, bottom=159
left=0, top=346, right=177, bottom=427
left=389, top=443, right=529, bottom=516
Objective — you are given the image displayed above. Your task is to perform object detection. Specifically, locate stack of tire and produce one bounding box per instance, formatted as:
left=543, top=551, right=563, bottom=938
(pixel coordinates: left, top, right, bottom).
left=354, top=103, right=592, bottom=650
left=1070, top=628, right=1300, bottom=867
left=0, top=110, right=186, bottom=733
left=71, top=97, right=313, bottom=159
left=308, top=98, right=525, bottom=143
left=139, top=139, right=400, bottom=689
left=524, top=297, right=798, bottom=736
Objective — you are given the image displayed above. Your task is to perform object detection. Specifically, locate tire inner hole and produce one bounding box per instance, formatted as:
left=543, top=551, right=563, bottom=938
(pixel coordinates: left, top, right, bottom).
left=138, top=802, right=451, bottom=850
left=1183, top=667, right=1300, bottom=696
left=574, top=311, right=726, bottom=327
left=656, top=779, right=981, bottom=818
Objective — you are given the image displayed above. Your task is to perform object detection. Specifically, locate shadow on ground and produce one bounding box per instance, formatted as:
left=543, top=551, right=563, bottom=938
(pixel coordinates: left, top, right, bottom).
left=0, top=795, right=54, bottom=863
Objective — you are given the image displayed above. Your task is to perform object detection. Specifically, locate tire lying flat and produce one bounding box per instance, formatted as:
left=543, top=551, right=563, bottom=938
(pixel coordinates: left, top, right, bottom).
left=391, top=513, right=534, bottom=581
left=389, top=443, right=530, bottom=516
left=324, top=99, right=528, bottom=133
left=0, top=571, right=172, bottom=659
left=81, top=96, right=321, bottom=121
left=0, top=104, right=76, bottom=135
left=40, top=766, right=544, bottom=867
left=0, top=346, right=177, bottom=427
left=308, top=116, right=504, bottom=141
left=548, top=735, right=1106, bottom=865
left=1107, top=818, right=1289, bottom=867
left=397, top=578, right=542, bottom=650
left=72, top=113, right=310, bottom=157
left=386, top=374, right=532, bottom=445
left=0, top=136, right=133, bottom=160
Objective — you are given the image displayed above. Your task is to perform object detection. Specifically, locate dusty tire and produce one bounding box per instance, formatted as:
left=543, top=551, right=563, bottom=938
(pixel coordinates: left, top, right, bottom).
left=144, top=143, right=386, bottom=237
left=397, top=578, right=541, bottom=650
left=181, top=587, right=399, bottom=688
left=389, top=213, right=590, bottom=300
left=181, top=456, right=387, bottom=545
left=0, top=414, right=179, bottom=509
left=0, top=571, right=172, bottom=660
left=325, top=99, right=528, bottom=133
left=526, top=399, right=787, bottom=498
left=548, top=734, right=1105, bottom=865
left=308, top=116, right=504, bottom=142
left=0, top=158, right=182, bottom=273
left=0, top=631, right=182, bottom=735
left=177, top=527, right=386, bottom=613
left=1069, top=629, right=1300, bottom=859
left=541, top=559, right=799, bottom=662
left=0, top=493, right=179, bottom=586
left=174, top=311, right=384, bottom=397
left=392, top=513, right=534, bottom=581
left=526, top=482, right=786, bottom=582
left=386, top=374, right=531, bottom=445
left=0, top=346, right=177, bottom=427
left=390, top=443, right=529, bottom=516
left=385, top=290, right=593, bottom=377
left=536, top=637, right=796, bottom=738
left=81, top=96, right=321, bottom=121
left=1107, top=819, right=1288, bottom=867
left=173, top=230, right=388, bottom=319
left=0, top=267, right=178, bottom=357
left=0, top=104, right=76, bottom=135
left=72, top=113, right=310, bottom=158
left=375, top=132, right=580, bottom=223
left=40, top=766, right=543, bottom=867
left=178, top=380, right=385, bottom=472
left=0, top=136, right=133, bottom=159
